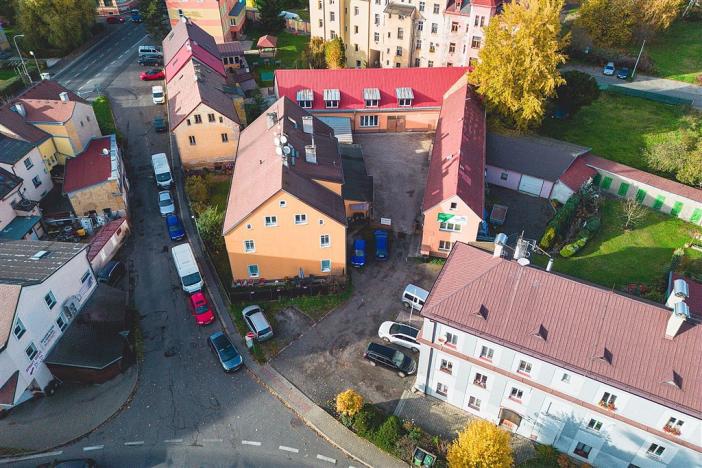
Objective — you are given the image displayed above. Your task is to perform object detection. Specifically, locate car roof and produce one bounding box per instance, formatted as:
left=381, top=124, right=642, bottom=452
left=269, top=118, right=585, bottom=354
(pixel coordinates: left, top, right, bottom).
left=403, top=284, right=429, bottom=300
left=367, top=342, right=394, bottom=356
left=354, top=239, right=366, bottom=248
left=389, top=323, right=419, bottom=337
left=190, top=291, right=205, bottom=301
left=374, top=229, right=388, bottom=238
left=159, top=191, right=171, bottom=198
left=166, top=213, right=179, bottom=224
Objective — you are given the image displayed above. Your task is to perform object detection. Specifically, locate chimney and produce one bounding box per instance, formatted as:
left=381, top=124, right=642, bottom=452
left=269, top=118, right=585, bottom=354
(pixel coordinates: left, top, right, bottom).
left=513, top=237, right=529, bottom=261
left=180, top=13, right=187, bottom=21
left=493, top=233, right=508, bottom=258
left=59, top=91, right=69, bottom=102
left=546, top=258, right=554, bottom=272
left=665, top=278, right=689, bottom=309
left=13, top=103, right=26, bottom=118
left=266, top=112, right=278, bottom=129
left=665, top=302, right=690, bottom=340
left=302, top=115, right=314, bottom=134
left=305, top=145, right=317, bottom=164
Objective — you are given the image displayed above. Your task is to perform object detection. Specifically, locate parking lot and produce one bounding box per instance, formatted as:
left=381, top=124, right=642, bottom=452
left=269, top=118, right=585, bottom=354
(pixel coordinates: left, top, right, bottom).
left=271, top=235, right=442, bottom=414
left=356, top=133, right=433, bottom=234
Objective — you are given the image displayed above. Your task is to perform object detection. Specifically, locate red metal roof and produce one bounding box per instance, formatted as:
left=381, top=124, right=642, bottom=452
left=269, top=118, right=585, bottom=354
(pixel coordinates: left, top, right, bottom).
left=257, top=35, right=277, bottom=48
left=422, top=77, right=485, bottom=216
left=87, top=218, right=128, bottom=261
left=63, top=136, right=114, bottom=193
left=558, top=154, right=597, bottom=191
left=422, top=243, right=702, bottom=418
left=275, top=67, right=469, bottom=111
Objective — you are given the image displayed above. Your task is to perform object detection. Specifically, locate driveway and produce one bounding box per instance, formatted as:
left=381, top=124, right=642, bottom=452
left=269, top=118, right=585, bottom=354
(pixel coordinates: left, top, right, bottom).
left=271, top=236, right=443, bottom=414
left=356, top=133, right=433, bottom=234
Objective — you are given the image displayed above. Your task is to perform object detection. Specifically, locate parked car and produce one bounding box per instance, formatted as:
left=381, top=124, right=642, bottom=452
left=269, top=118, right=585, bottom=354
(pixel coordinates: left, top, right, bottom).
left=207, top=331, right=243, bottom=372
left=153, top=115, right=167, bottom=133
left=603, top=62, right=615, bottom=76
left=138, top=56, right=163, bottom=67
left=401, top=284, right=429, bottom=311
left=130, top=9, right=142, bottom=23
left=378, top=321, right=420, bottom=352
left=616, top=67, right=630, bottom=80
left=140, top=69, right=165, bottom=81
left=374, top=229, right=389, bottom=260
left=363, top=342, right=417, bottom=377
left=351, top=239, right=366, bottom=267
left=242, top=305, right=273, bottom=341
left=158, top=190, right=175, bottom=216
left=97, top=260, right=125, bottom=285
left=106, top=15, right=125, bottom=24
left=38, top=459, right=97, bottom=468
left=189, top=291, right=215, bottom=325
left=152, top=85, right=165, bottom=104
left=166, top=213, right=185, bottom=241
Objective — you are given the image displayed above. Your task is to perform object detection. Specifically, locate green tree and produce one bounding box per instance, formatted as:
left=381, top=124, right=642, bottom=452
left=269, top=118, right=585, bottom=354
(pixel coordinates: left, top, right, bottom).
left=447, top=420, right=513, bottom=468
left=196, top=206, right=226, bottom=255
left=0, top=0, right=18, bottom=25
left=645, top=136, right=702, bottom=188
left=324, top=37, right=346, bottom=69
left=641, top=0, right=685, bottom=31
left=18, top=0, right=95, bottom=52
left=302, top=37, right=326, bottom=68
left=555, top=70, right=600, bottom=114
left=470, top=0, right=567, bottom=130
left=142, top=0, right=169, bottom=41
left=256, top=0, right=285, bottom=33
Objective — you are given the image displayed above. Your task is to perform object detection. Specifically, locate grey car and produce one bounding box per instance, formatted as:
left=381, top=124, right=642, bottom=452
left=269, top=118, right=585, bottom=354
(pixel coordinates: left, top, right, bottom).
left=242, top=305, right=274, bottom=341
left=158, top=190, right=175, bottom=216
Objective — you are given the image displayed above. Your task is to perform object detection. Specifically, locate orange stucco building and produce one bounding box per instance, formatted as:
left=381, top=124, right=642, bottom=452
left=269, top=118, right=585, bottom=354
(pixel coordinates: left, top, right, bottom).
left=165, top=0, right=247, bottom=42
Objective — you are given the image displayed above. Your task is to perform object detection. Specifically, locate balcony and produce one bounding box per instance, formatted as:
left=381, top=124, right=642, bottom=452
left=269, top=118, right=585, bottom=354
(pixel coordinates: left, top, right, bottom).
left=663, top=424, right=682, bottom=436
left=598, top=400, right=617, bottom=412
left=12, top=198, right=39, bottom=216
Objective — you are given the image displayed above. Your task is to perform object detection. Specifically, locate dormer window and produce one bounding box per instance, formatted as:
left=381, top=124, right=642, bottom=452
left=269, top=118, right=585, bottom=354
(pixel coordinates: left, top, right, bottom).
left=296, top=89, right=313, bottom=109
left=323, top=88, right=340, bottom=108
left=363, top=88, right=380, bottom=107
left=396, top=87, right=414, bottom=107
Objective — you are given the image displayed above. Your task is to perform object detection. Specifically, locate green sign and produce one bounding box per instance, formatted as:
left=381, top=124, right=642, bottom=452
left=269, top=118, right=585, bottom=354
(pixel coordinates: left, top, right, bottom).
left=437, top=213, right=467, bottom=224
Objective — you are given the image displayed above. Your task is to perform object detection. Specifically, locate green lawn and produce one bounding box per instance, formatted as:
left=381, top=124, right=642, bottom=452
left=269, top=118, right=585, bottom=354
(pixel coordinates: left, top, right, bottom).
left=543, top=199, right=700, bottom=291
left=539, top=92, right=700, bottom=171
left=91, top=95, right=117, bottom=135
left=645, top=20, right=702, bottom=83
left=246, top=27, right=310, bottom=85
left=208, top=175, right=231, bottom=211
left=0, top=69, right=17, bottom=81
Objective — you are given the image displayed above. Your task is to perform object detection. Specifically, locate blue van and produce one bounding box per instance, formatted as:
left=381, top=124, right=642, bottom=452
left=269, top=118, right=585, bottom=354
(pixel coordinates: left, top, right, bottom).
left=374, top=230, right=389, bottom=260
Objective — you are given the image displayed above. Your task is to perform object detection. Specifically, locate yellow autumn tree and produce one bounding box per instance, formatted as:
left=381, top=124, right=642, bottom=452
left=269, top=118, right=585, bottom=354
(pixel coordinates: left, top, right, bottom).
left=335, top=389, right=364, bottom=417
left=447, top=420, right=513, bottom=468
left=469, top=0, right=567, bottom=130
left=641, top=0, right=685, bottom=31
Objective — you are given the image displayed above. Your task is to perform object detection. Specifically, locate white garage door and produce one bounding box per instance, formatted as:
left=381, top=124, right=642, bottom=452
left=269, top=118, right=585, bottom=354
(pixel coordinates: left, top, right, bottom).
left=518, top=175, right=544, bottom=196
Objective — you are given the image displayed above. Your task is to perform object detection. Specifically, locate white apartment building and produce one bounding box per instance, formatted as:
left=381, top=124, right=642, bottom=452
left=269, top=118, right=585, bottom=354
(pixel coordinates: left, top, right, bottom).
left=310, top=0, right=502, bottom=68
left=414, top=242, right=702, bottom=468
left=0, top=241, right=97, bottom=411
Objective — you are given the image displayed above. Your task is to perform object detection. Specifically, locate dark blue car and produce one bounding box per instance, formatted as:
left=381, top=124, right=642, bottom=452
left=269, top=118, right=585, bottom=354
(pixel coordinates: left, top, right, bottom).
left=374, top=230, right=389, bottom=260
left=351, top=239, right=366, bottom=267
left=208, top=331, right=243, bottom=372
left=166, top=214, right=185, bottom=241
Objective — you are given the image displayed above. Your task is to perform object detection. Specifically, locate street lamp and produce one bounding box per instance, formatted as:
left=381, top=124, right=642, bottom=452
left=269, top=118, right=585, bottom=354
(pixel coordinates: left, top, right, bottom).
left=12, top=35, right=31, bottom=84
left=29, top=51, right=41, bottom=76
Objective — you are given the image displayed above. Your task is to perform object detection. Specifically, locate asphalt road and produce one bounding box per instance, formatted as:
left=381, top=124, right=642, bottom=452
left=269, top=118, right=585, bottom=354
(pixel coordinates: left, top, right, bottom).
left=20, top=25, right=354, bottom=468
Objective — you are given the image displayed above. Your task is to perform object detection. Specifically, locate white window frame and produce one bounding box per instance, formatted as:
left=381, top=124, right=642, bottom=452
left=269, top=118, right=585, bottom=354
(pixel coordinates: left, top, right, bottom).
left=360, top=115, right=379, bottom=127
left=473, top=372, right=488, bottom=388
left=467, top=395, right=481, bottom=410
left=13, top=318, right=26, bottom=340
left=24, top=158, right=34, bottom=170
left=587, top=418, right=603, bottom=432
left=509, top=386, right=524, bottom=402
left=25, top=342, right=38, bottom=360
left=56, top=311, right=68, bottom=331
left=264, top=215, right=278, bottom=227
left=321, top=259, right=331, bottom=272
left=294, top=214, right=308, bottom=225
left=439, top=358, right=453, bottom=374
left=398, top=98, right=412, bottom=107
left=279, top=200, right=287, bottom=208
left=517, top=359, right=532, bottom=376
left=244, top=240, right=255, bottom=253
left=247, top=264, right=259, bottom=278
left=479, top=345, right=494, bottom=361
left=438, top=240, right=451, bottom=252
left=647, top=443, right=666, bottom=459
left=436, top=382, right=448, bottom=396
left=320, top=234, right=330, bottom=248
left=45, top=291, right=57, bottom=309
left=445, top=331, right=458, bottom=346
left=439, top=221, right=461, bottom=232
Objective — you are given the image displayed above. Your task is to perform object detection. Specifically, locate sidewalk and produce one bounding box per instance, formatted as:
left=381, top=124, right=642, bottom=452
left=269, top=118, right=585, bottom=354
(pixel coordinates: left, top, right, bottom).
left=168, top=139, right=406, bottom=468
left=562, top=63, right=702, bottom=109
left=0, top=367, right=137, bottom=452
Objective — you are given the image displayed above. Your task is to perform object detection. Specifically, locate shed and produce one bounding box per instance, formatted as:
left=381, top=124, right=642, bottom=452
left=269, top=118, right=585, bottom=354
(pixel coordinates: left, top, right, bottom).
left=87, top=217, right=130, bottom=271
left=257, top=35, right=277, bottom=57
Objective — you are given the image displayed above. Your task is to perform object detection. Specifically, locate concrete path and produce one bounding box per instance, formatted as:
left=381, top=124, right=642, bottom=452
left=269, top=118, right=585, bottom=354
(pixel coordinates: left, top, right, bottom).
left=562, top=64, right=702, bottom=109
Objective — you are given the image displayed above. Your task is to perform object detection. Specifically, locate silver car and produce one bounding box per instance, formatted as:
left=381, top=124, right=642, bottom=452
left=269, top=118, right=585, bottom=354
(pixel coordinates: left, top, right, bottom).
left=242, top=305, right=273, bottom=341
left=158, top=190, right=175, bottom=216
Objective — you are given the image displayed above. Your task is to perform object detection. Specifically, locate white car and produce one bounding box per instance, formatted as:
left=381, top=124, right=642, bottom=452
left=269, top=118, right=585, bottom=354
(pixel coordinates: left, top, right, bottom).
left=152, top=85, right=165, bottom=104
left=378, top=321, right=420, bottom=352
left=158, top=190, right=175, bottom=216
left=242, top=305, right=274, bottom=341
left=603, top=62, right=615, bottom=76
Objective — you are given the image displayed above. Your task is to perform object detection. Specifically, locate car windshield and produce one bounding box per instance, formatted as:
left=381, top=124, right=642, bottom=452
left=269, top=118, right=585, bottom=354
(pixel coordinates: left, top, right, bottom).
left=392, top=351, right=406, bottom=368
left=159, top=196, right=172, bottom=206
left=153, top=91, right=164, bottom=98
left=389, top=324, right=419, bottom=338
left=182, top=272, right=201, bottom=286
left=220, top=345, right=239, bottom=362
left=354, top=249, right=364, bottom=256
left=156, top=172, right=171, bottom=182
left=196, top=305, right=209, bottom=314
left=259, top=327, right=272, bottom=336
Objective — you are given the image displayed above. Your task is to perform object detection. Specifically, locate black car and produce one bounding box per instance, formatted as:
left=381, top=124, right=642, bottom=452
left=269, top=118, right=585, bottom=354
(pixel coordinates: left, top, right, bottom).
left=97, top=260, right=125, bottom=285
left=363, top=342, right=417, bottom=377
left=138, top=56, right=163, bottom=67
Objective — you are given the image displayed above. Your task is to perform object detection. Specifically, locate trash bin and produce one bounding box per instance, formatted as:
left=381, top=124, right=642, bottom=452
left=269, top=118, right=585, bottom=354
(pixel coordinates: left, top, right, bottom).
left=245, top=332, right=255, bottom=349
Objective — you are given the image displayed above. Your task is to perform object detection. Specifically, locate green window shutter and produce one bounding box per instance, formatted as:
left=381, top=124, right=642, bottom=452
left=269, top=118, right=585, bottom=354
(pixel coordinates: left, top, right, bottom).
left=593, top=173, right=602, bottom=186
left=617, top=182, right=630, bottom=197
left=635, top=189, right=646, bottom=203
left=601, top=176, right=613, bottom=190
left=652, top=195, right=665, bottom=211
left=691, top=208, right=702, bottom=224
left=671, top=201, right=684, bottom=217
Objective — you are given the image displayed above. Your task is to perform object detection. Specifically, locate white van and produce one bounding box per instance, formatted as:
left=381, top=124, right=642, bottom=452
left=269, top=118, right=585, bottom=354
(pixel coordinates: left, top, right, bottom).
left=152, top=85, right=165, bottom=104
left=138, top=45, right=162, bottom=57
left=401, top=284, right=429, bottom=311
left=151, top=153, right=172, bottom=189
left=171, top=243, right=204, bottom=293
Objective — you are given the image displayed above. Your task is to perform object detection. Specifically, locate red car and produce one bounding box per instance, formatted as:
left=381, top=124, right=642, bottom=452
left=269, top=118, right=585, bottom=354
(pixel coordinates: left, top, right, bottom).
left=140, top=69, right=165, bottom=81
left=189, top=291, right=215, bottom=326
left=106, top=15, right=125, bottom=24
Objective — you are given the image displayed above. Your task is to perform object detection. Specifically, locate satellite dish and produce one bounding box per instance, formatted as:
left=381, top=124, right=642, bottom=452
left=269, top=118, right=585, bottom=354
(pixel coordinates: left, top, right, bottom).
left=275, top=147, right=283, bottom=156
left=101, top=148, right=109, bottom=155
left=273, top=136, right=281, bottom=146
left=279, top=134, right=288, bottom=144
left=282, top=145, right=291, bottom=155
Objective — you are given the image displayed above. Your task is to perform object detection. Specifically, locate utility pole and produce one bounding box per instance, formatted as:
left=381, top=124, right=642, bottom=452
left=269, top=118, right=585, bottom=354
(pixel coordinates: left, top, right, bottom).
left=29, top=51, right=41, bottom=76
left=13, top=35, right=32, bottom=84
left=632, top=39, right=646, bottom=80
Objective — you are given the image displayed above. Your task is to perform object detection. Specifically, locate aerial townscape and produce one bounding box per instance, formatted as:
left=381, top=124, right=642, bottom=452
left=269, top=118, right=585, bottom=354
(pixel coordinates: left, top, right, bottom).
left=0, top=0, right=701, bottom=467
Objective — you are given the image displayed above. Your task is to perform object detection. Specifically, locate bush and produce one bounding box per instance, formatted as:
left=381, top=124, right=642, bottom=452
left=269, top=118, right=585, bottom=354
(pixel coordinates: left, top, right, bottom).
left=555, top=70, right=600, bottom=115
left=336, top=389, right=364, bottom=418
left=548, top=193, right=581, bottom=236
left=583, top=216, right=601, bottom=234
left=534, top=444, right=560, bottom=466
left=560, top=237, right=588, bottom=258
left=352, top=404, right=383, bottom=437
left=539, top=226, right=557, bottom=250
left=372, top=415, right=403, bottom=453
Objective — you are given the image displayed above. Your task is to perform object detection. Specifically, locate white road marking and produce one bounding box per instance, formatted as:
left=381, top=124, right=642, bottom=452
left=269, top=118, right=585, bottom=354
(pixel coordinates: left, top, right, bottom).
left=0, top=451, right=63, bottom=464
left=317, top=454, right=337, bottom=464
left=242, top=440, right=262, bottom=446
left=110, top=60, right=117, bottom=65
left=164, top=439, right=183, bottom=444
left=278, top=445, right=299, bottom=453
left=83, top=445, right=104, bottom=451
left=124, top=441, right=145, bottom=446
left=202, top=438, right=223, bottom=443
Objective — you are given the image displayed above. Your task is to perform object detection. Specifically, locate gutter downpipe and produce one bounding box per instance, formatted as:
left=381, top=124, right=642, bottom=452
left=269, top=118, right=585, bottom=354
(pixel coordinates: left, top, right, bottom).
left=422, top=319, right=437, bottom=393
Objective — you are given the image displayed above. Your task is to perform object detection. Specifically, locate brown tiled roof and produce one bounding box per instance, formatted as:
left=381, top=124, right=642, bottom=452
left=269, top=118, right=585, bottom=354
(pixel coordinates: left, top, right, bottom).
left=0, top=106, right=51, bottom=144
left=63, top=136, right=114, bottom=193
left=18, top=80, right=86, bottom=104
left=583, top=154, right=702, bottom=204
left=163, top=18, right=221, bottom=66
left=223, top=97, right=346, bottom=234
left=167, top=59, right=240, bottom=130
left=422, top=76, right=485, bottom=216
left=558, top=155, right=598, bottom=191
left=257, top=35, right=277, bottom=48
left=422, top=242, right=702, bottom=418
left=217, top=41, right=244, bottom=56
left=0, top=284, right=21, bottom=350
